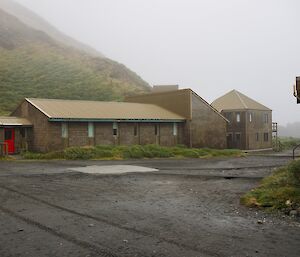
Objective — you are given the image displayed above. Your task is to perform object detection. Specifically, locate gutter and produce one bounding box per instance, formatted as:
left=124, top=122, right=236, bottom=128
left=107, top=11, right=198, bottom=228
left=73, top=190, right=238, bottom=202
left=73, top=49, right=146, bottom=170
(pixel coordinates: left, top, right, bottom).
left=48, top=118, right=186, bottom=123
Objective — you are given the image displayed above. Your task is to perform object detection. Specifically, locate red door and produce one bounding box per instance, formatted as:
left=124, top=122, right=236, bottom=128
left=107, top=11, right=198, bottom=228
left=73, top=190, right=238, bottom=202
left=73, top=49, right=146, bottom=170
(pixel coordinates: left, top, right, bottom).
left=4, top=128, right=15, bottom=154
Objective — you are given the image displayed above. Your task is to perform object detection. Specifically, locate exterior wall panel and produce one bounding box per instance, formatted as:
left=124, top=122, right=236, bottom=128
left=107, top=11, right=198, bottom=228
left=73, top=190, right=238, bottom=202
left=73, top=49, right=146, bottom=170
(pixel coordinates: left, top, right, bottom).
left=95, top=123, right=116, bottom=145
left=191, top=94, right=227, bottom=149
left=68, top=123, right=89, bottom=147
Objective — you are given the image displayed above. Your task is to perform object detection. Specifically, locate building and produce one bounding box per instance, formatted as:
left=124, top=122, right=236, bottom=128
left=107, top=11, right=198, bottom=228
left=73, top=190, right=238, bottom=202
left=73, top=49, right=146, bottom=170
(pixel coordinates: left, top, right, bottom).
left=212, top=90, right=272, bottom=150
left=0, top=88, right=228, bottom=154
left=294, top=76, right=300, bottom=104
left=126, top=88, right=228, bottom=149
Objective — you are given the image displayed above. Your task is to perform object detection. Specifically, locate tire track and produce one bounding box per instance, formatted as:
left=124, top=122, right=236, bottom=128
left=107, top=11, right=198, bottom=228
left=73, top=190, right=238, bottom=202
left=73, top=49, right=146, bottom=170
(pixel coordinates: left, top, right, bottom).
left=0, top=184, right=220, bottom=257
left=0, top=205, right=118, bottom=257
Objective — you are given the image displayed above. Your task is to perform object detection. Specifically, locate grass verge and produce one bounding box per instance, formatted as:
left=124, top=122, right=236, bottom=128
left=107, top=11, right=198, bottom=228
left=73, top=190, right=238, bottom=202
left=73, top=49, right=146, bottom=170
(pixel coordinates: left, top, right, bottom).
left=241, top=159, right=300, bottom=211
left=21, top=144, right=243, bottom=160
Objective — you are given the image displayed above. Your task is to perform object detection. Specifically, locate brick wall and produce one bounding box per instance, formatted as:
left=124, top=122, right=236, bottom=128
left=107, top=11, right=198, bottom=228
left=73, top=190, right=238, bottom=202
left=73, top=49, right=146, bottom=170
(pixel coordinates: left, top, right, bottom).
left=69, top=123, right=89, bottom=147
left=13, top=101, right=50, bottom=152
left=95, top=123, right=116, bottom=145
left=12, top=100, right=185, bottom=152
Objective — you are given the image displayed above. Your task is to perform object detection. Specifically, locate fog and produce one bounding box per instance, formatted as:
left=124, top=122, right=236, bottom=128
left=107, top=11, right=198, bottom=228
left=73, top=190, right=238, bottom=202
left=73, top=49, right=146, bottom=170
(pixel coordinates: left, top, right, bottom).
left=14, top=0, right=300, bottom=125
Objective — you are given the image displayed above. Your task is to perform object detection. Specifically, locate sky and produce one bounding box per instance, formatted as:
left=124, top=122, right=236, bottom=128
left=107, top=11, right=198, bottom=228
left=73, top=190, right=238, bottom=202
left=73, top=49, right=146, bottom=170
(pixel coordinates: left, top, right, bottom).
left=13, top=0, right=300, bottom=125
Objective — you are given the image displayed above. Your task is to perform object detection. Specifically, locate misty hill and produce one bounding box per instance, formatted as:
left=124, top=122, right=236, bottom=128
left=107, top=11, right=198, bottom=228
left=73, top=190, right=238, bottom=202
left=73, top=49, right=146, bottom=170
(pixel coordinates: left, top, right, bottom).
left=0, top=7, right=150, bottom=115
left=0, top=0, right=103, bottom=57
left=278, top=122, right=300, bottom=138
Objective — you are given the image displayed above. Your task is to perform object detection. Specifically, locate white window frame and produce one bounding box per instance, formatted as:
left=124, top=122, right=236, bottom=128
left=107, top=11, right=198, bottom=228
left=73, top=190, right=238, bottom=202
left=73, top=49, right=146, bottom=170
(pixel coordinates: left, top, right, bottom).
left=61, top=122, right=68, bottom=138
left=173, top=123, right=178, bottom=136
left=236, top=113, right=241, bottom=123
left=113, top=122, right=118, bottom=136
left=88, top=122, right=94, bottom=138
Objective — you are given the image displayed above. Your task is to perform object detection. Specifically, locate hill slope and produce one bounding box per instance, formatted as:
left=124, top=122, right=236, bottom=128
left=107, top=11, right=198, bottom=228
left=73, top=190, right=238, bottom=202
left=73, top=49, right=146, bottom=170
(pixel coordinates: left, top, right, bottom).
left=0, top=0, right=103, bottom=57
left=0, top=8, right=150, bottom=115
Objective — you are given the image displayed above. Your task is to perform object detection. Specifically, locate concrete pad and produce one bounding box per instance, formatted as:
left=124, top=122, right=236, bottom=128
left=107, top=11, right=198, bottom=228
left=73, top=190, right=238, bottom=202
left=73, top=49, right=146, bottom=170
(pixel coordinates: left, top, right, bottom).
left=69, top=165, right=158, bottom=174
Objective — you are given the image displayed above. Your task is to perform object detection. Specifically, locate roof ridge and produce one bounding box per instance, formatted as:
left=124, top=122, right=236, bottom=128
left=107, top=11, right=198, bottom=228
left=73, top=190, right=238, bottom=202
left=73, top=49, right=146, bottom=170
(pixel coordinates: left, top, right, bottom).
left=234, top=90, right=248, bottom=109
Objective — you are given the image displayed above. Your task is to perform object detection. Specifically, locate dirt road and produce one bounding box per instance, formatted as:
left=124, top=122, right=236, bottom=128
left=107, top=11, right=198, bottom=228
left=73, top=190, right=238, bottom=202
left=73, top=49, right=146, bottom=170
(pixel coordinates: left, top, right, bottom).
left=0, top=156, right=299, bottom=257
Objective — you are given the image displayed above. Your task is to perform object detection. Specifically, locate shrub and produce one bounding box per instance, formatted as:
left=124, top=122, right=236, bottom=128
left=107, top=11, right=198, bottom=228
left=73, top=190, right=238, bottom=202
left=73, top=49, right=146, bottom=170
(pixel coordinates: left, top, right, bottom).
left=180, top=149, right=200, bottom=158
left=122, top=145, right=145, bottom=159
left=288, top=160, right=300, bottom=184
left=22, top=145, right=242, bottom=160
left=64, top=147, right=95, bottom=160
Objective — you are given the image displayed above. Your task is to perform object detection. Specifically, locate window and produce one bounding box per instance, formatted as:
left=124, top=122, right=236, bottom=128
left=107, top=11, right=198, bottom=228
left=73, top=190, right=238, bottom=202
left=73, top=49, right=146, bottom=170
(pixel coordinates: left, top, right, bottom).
left=134, top=123, right=138, bottom=136
left=20, top=128, right=26, bottom=138
left=88, top=122, right=94, bottom=138
left=236, top=113, right=241, bottom=123
left=249, top=113, right=252, bottom=123
left=264, top=114, right=269, bottom=123
left=227, top=133, right=233, bottom=142
left=113, top=122, right=118, bottom=136
left=155, top=124, right=159, bottom=136
left=264, top=133, right=269, bottom=142
left=61, top=123, right=68, bottom=138
left=4, top=130, right=12, bottom=140
left=235, top=133, right=241, bottom=141
left=173, top=123, right=178, bottom=136
left=256, top=133, right=259, bottom=141
left=225, top=112, right=232, bottom=122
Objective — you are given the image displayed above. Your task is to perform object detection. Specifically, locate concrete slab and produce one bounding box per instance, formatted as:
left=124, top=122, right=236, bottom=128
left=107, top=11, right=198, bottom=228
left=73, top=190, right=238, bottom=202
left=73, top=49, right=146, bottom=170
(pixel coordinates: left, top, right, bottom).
left=68, top=165, right=158, bottom=174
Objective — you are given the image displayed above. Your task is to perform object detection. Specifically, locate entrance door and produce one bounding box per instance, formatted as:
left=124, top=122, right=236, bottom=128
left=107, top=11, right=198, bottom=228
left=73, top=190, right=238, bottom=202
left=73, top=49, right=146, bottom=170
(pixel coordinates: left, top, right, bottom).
left=4, top=128, right=15, bottom=154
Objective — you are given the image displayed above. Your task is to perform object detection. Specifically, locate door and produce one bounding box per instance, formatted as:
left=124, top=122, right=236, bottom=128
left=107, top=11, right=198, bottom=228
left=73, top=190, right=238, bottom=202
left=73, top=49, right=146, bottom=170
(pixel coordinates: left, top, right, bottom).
left=4, top=128, right=15, bottom=154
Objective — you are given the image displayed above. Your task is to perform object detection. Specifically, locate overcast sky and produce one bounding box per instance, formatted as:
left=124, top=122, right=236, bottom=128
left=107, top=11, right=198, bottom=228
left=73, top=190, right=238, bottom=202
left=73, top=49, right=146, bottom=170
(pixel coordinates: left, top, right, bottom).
left=14, top=0, right=300, bottom=125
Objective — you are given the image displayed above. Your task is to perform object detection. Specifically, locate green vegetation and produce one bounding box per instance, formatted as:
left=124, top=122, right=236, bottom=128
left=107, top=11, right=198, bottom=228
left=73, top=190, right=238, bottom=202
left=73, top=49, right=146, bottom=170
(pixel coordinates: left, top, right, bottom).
left=22, top=145, right=243, bottom=160
left=241, top=160, right=300, bottom=210
left=0, top=9, right=150, bottom=115
left=273, top=137, right=300, bottom=152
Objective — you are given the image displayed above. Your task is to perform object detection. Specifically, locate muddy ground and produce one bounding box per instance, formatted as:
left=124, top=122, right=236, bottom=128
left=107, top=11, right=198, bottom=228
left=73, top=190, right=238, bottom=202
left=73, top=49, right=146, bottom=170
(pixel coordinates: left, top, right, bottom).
left=0, top=155, right=299, bottom=257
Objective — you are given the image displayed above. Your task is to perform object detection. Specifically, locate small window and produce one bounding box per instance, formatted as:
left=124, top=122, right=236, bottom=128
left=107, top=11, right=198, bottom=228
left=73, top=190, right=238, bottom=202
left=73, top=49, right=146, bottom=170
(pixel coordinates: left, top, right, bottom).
left=173, top=123, right=178, bottom=136
left=113, top=122, right=118, bottom=136
left=20, top=128, right=26, bottom=138
left=249, top=113, right=252, bottom=123
left=134, top=123, right=138, bottom=136
left=88, top=122, right=94, bottom=138
left=61, top=123, right=68, bottom=138
left=256, top=133, right=259, bottom=141
left=236, top=113, right=241, bottom=123
left=227, top=133, right=233, bottom=142
left=4, top=130, right=12, bottom=140
left=225, top=112, right=232, bottom=122
left=155, top=124, right=159, bottom=136
left=264, top=133, right=269, bottom=142
left=264, top=114, right=269, bottom=123
left=235, top=133, right=241, bottom=141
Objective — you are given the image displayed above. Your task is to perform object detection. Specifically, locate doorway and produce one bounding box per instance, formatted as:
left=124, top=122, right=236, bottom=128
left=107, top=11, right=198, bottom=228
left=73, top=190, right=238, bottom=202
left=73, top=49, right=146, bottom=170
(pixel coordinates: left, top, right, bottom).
left=4, top=128, right=15, bottom=154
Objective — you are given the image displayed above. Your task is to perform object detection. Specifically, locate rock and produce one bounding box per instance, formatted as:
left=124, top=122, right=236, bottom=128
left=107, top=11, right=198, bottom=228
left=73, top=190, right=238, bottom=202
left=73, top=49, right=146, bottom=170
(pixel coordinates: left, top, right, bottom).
left=257, top=220, right=263, bottom=224
left=88, top=223, right=95, bottom=227
left=289, top=210, right=298, bottom=216
left=123, top=239, right=128, bottom=243
left=18, top=228, right=24, bottom=232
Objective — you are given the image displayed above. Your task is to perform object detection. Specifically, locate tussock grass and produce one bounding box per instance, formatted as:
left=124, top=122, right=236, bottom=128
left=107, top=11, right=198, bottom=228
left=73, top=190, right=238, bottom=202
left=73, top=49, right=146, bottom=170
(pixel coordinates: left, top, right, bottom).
left=241, top=160, right=300, bottom=210
left=22, top=145, right=243, bottom=160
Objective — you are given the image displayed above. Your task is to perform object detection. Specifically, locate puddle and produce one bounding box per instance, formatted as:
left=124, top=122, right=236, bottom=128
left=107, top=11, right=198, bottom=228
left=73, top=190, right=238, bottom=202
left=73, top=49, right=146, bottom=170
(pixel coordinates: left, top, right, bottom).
left=69, top=165, right=158, bottom=174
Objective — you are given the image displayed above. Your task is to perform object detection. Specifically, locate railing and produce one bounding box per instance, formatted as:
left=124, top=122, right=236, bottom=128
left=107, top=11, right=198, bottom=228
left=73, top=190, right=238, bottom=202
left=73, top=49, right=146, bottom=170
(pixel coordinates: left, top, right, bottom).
left=0, top=142, right=8, bottom=157
left=293, top=143, right=300, bottom=160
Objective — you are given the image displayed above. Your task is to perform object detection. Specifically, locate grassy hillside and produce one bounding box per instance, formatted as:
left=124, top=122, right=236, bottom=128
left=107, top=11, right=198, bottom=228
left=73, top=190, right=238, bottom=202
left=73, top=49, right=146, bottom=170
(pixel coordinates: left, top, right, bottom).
left=0, top=0, right=103, bottom=57
left=0, top=8, right=150, bottom=115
